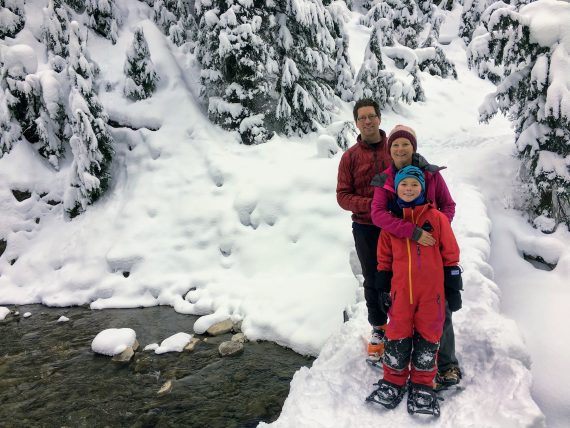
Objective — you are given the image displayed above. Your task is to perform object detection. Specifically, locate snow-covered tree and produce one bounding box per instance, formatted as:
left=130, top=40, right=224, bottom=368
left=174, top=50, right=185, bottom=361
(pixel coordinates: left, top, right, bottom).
left=419, top=45, right=457, bottom=78
left=153, top=0, right=196, bottom=46
left=65, top=21, right=114, bottom=218
left=123, top=27, right=159, bottom=100
left=353, top=28, right=400, bottom=106
left=196, top=0, right=273, bottom=144
left=42, top=0, right=71, bottom=72
left=35, top=72, right=66, bottom=169
left=386, top=0, right=422, bottom=49
left=0, top=72, right=21, bottom=155
left=328, top=1, right=355, bottom=101
left=86, top=0, right=122, bottom=44
left=474, top=1, right=570, bottom=230
left=65, top=0, right=86, bottom=13
left=270, top=0, right=337, bottom=135
left=0, top=0, right=25, bottom=39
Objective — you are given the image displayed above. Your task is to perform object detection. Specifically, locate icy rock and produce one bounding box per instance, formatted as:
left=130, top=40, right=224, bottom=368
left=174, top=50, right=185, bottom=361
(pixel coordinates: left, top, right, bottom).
left=57, top=316, right=70, bottom=322
left=0, top=307, right=11, bottom=321
left=23, top=312, right=32, bottom=318
left=231, top=333, right=247, bottom=343
left=91, top=328, right=137, bottom=356
left=184, top=337, right=200, bottom=351
left=157, top=380, right=173, bottom=396
left=111, top=339, right=139, bottom=362
left=218, top=341, right=244, bottom=357
left=207, top=319, right=233, bottom=336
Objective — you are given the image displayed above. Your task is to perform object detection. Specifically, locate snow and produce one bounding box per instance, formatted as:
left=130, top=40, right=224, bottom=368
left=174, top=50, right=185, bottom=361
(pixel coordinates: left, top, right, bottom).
left=0, top=307, right=10, bottom=320
left=91, top=328, right=137, bottom=356
left=1, top=0, right=569, bottom=427
left=0, top=44, right=38, bottom=75
left=23, top=311, right=32, bottom=318
left=154, top=332, right=193, bottom=354
left=57, top=315, right=69, bottom=322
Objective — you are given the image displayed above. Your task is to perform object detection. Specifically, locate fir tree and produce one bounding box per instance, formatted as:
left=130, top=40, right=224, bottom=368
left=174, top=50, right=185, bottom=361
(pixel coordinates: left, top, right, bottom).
left=0, top=69, right=22, bottom=156
left=328, top=1, right=355, bottom=101
left=123, top=27, right=159, bottom=100
left=353, top=28, right=399, bottom=106
left=64, top=0, right=86, bottom=13
left=270, top=0, right=337, bottom=135
left=42, top=0, right=71, bottom=72
left=65, top=21, right=114, bottom=218
left=35, top=72, right=66, bottom=169
left=0, top=0, right=25, bottom=39
left=196, top=0, right=273, bottom=144
left=474, top=5, right=570, bottom=230
left=86, top=0, right=121, bottom=44
left=387, top=0, right=422, bottom=49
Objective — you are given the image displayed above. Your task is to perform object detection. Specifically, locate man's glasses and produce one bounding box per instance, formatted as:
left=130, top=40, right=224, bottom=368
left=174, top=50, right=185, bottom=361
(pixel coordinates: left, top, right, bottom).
left=357, top=114, right=378, bottom=122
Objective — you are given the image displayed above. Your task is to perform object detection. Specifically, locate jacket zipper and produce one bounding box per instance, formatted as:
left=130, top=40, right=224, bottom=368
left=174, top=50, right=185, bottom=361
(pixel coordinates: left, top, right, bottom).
left=407, top=205, right=429, bottom=304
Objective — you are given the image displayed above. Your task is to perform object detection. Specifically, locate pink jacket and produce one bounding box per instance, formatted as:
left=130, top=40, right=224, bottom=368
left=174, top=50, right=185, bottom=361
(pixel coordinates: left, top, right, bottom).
left=371, top=164, right=456, bottom=240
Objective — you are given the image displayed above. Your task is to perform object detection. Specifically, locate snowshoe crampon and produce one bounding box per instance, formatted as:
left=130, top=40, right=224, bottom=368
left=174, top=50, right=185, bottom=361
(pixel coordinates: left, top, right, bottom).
left=407, top=383, right=442, bottom=417
left=365, top=380, right=406, bottom=409
left=366, top=355, right=383, bottom=370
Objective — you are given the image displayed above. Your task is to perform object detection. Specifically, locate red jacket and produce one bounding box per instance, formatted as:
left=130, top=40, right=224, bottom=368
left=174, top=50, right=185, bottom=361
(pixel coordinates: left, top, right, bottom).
left=371, top=163, right=456, bottom=239
left=336, top=131, right=390, bottom=225
left=377, top=203, right=460, bottom=342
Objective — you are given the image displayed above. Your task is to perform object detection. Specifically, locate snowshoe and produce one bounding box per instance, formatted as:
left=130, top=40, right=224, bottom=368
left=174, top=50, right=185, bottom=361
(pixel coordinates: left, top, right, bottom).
left=366, top=380, right=406, bottom=409
left=407, top=383, right=442, bottom=417
left=366, top=355, right=383, bottom=370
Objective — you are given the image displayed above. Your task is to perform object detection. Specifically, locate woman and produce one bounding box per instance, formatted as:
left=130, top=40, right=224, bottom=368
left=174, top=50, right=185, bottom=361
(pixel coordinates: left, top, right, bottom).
left=370, top=124, right=461, bottom=389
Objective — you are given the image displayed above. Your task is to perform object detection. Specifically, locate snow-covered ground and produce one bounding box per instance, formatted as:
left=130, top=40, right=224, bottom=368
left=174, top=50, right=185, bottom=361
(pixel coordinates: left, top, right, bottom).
left=1, top=1, right=569, bottom=427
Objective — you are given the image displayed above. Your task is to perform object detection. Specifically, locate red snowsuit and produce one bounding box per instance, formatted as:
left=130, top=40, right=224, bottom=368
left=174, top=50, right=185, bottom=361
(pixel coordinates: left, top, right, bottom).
left=377, top=203, right=460, bottom=387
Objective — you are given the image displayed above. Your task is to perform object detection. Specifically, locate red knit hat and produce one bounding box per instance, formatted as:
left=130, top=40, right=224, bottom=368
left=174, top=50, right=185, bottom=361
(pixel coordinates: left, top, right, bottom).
left=387, top=125, right=417, bottom=152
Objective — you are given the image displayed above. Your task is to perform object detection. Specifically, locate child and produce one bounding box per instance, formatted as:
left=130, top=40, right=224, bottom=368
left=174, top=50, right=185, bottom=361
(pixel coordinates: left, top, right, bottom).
left=366, top=166, right=462, bottom=416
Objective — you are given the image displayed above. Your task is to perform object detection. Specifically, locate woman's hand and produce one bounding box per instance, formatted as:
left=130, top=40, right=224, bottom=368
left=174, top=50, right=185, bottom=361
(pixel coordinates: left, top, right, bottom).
left=418, top=230, right=436, bottom=246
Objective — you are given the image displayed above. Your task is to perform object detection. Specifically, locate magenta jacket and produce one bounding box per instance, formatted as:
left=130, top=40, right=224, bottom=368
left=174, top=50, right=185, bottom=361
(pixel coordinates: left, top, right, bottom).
left=371, top=163, right=456, bottom=240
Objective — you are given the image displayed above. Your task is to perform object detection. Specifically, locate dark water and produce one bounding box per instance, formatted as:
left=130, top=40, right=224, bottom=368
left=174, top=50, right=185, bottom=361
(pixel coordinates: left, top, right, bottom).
left=0, top=305, right=313, bottom=427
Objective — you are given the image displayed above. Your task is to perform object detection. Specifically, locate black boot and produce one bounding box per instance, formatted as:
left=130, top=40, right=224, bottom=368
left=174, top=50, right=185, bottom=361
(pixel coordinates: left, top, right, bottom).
left=407, top=383, right=441, bottom=417
left=366, top=380, right=406, bottom=409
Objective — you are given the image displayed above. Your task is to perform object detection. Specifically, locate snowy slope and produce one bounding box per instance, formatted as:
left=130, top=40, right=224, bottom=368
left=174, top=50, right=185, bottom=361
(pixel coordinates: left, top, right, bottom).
left=1, top=1, right=569, bottom=427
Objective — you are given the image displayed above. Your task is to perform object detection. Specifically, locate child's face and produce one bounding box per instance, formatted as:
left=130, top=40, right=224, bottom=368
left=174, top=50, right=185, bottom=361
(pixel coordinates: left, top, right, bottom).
left=397, top=178, right=422, bottom=202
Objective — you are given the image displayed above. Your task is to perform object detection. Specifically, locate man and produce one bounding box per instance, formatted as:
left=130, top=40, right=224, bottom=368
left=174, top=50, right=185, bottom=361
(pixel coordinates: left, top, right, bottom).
left=336, top=99, right=391, bottom=357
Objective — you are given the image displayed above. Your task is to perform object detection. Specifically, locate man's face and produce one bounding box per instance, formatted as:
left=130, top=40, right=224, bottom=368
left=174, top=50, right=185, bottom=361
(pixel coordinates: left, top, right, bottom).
left=355, top=106, right=381, bottom=141
left=390, top=138, right=414, bottom=167
left=397, top=178, right=422, bottom=202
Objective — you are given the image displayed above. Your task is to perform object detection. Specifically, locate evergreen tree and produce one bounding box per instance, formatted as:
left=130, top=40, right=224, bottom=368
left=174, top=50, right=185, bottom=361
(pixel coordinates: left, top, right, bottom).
left=153, top=0, right=196, bottom=46
left=65, top=21, right=114, bottom=218
left=328, top=1, right=355, bottom=101
left=0, top=68, right=22, bottom=156
left=196, top=0, right=273, bottom=144
left=42, top=0, right=71, bottom=72
left=0, top=0, right=25, bottom=39
left=65, top=0, right=86, bottom=13
left=387, top=0, right=422, bottom=49
left=474, top=4, right=570, bottom=230
left=123, top=27, right=159, bottom=100
left=419, top=45, right=457, bottom=78
left=353, top=28, right=400, bottom=106
left=270, top=0, right=337, bottom=135
left=86, top=0, right=122, bottom=44
left=35, top=72, right=66, bottom=169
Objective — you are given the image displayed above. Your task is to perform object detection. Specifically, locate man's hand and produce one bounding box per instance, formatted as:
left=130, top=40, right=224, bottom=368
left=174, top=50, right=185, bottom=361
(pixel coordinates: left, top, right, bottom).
left=417, top=230, right=436, bottom=246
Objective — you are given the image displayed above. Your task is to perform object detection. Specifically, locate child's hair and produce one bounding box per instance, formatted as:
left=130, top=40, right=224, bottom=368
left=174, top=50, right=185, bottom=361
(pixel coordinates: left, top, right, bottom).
left=395, top=165, right=425, bottom=191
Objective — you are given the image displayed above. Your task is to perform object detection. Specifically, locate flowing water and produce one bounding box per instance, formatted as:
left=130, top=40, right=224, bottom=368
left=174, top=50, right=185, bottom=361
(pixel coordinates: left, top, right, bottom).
left=0, top=305, right=313, bottom=427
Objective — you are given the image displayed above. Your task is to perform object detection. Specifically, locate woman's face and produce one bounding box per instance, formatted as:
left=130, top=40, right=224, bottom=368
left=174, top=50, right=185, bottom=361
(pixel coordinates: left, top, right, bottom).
left=390, top=138, right=414, bottom=168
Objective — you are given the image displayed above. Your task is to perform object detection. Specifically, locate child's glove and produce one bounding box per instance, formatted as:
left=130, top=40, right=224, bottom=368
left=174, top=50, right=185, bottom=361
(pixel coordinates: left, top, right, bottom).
left=444, top=266, right=463, bottom=312
left=375, top=270, right=393, bottom=293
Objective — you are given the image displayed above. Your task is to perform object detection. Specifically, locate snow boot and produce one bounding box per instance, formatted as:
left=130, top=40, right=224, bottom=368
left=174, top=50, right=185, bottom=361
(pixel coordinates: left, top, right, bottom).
left=366, top=380, right=406, bottom=409
left=407, top=383, right=442, bottom=417
left=435, top=366, right=462, bottom=388
left=367, top=327, right=385, bottom=358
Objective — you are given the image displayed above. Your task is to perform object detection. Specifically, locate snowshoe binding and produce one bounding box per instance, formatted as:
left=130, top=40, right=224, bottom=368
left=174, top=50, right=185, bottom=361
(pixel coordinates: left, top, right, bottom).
left=366, top=355, right=383, bottom=370
left=366, top=380, right=406, bottom=409
left=407, top=383, right=442, bottom=417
